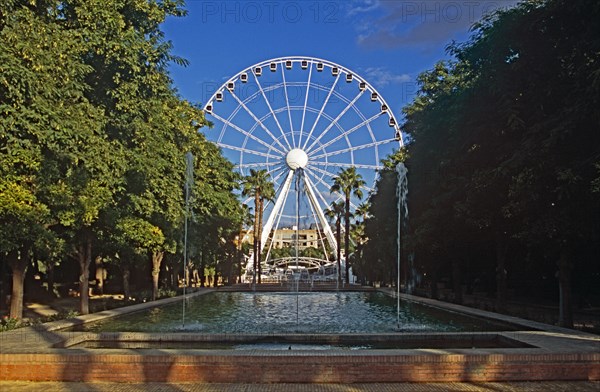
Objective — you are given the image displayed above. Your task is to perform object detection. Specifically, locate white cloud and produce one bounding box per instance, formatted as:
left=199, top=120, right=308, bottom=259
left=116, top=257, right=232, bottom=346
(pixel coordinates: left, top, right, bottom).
left=345, top=0, right=382, bottom=17
left=348, top=0, right=522, bottom=51
left=362, top=67, right=412, bottom=87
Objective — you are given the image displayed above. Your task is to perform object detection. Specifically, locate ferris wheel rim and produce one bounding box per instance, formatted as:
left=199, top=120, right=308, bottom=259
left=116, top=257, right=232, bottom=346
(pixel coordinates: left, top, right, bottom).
left=203, top=55, right=404, bottom=145
left=203, top=55, right=404, bottom=193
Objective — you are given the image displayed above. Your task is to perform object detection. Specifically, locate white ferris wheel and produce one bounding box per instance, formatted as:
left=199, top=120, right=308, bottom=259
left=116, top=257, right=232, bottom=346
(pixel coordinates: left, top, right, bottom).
left=203, top=56, right=404, bottom=266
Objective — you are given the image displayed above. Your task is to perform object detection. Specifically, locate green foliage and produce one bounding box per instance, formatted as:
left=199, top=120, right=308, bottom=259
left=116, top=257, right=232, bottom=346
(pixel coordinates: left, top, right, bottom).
left=0, top=0, right=242, bottom=314
left=299, top=247, right=325, bottom=259
left=362, top=168, right=400, bottom=284
left=0, top=316, right=22, bottom=332
left=267, top=246, right=293, bottom=260
left=158, top=288, right=177, bottom=298
left=366, top=0, right=600, bottom=323
left=115, top=217, right=165, bottom=254
left=330, top=167, right=366, bottom=283
left=0, top=310, right=80, bottom=332
left=241, top=169, right=275, bottom=281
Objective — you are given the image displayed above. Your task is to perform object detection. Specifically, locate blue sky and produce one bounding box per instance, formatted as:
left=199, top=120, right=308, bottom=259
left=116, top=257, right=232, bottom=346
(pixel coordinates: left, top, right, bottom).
left=163, top=0, right=519, bottom=115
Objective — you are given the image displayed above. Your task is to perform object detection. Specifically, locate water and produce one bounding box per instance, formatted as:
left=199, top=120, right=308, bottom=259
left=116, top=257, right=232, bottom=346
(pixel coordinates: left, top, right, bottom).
left=76, top=291, right=518, bottom=333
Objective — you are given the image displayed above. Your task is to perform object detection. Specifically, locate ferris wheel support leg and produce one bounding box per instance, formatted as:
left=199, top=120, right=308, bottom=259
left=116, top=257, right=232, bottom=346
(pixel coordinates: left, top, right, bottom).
left=303, top=175, right=338, bottom=255
left=260, top=170, right=294, bottom=253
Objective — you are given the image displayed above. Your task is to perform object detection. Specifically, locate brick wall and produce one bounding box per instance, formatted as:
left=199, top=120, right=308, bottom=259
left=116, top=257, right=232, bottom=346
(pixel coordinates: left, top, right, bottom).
left=1, top=352, right=599, bottom=383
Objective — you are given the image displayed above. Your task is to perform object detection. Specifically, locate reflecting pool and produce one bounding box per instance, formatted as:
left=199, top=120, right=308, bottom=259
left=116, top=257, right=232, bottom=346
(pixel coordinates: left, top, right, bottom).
left=76, top=291, right=520, bottom=333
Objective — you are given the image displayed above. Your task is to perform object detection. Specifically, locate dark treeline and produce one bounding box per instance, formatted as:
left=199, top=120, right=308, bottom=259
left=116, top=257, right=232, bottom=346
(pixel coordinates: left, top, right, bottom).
left=0, top=1, right=244, bottom=319
left=361, top=0, right=600, bottom=328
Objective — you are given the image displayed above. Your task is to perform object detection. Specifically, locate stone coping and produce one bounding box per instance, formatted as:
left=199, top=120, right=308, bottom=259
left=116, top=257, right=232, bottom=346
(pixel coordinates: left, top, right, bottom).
left=378, top=288, right=595, bottom=336
left=40, top=289, right=214, bottom=332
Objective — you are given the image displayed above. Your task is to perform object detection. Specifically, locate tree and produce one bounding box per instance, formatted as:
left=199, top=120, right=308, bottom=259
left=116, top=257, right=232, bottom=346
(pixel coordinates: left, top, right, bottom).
left=355, top=202, right=371, bottom=222
left=0, top=1, right=115, bottom=316
left=241, top=169, right=274, bottom=284
left=362, top=168, right=399, bottom=286
left=324, top=201, right=344, bottom=283
left=400, top=0, right=600, bottom=324
left=1, top=0, right=244, bottom=316
left=67, top=0, right=207, bottom=304
left=331, top=167, right=365, bottom=284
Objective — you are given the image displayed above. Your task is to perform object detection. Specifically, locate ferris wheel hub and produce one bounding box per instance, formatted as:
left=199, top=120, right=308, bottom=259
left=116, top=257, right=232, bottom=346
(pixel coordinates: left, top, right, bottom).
left=286, top=148, right=308, bottom=170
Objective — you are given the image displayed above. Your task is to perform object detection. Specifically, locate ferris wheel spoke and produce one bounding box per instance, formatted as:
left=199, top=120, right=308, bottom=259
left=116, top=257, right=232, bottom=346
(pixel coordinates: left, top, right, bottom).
left=264, top=189, right=288, bottom=263
left=305, top=167, right=360, bottom=211
left=304, top=167, right=343, bottom=203
left=301, top=74, right=341, bottom=150
left=212, top=112, right=285, bottom=156
left=299, top=65, right=313, bottom=148
left=270, top=165, right=289, bottom=184
left=302, top=173, right=338, bottom=253
left=219, top=143, right=281, bottom=160
left=307, top=113, right=383, bottom=157
left=310, top=138, right=397, bottom=160
left=253, top=73, right=293, bottom=150
left=304, top=192, right=330, bottom=262
left=261, top=170, right=294, bottom=252
left=311, top=161, right=382, bottom=170
left=271, top=166, right=291, bottom=192
left=305, top=90, right=365, bottom=154
left=228, top=90, right=289, bottom=153
left=280, top=68, right=295, bottom=147
left=310, top=162, right=376, bottom=194
left=238, top=161, right=283, bottom=170
left=307, top=165, right=339, bottom=186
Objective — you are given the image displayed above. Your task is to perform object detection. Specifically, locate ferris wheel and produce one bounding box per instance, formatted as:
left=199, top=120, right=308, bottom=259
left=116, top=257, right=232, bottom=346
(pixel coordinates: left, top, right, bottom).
left=203, top=56, right=404, bottom=260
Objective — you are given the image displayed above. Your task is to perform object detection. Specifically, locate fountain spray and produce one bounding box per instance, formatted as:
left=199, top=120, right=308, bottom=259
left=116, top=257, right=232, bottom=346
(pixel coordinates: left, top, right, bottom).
left=182, top=152, right=194, bottom=328
left=396, top=162, right=408, bottom=330
left=295, top=170, right=302, bottom=328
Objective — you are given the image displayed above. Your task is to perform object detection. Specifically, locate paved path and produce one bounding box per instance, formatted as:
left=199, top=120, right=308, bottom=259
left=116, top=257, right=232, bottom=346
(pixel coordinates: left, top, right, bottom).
left=0, top=382, right=599, bottom=391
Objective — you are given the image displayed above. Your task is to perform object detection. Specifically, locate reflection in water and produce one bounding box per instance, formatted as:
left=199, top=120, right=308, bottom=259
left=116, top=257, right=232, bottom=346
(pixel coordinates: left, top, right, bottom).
left=80, top=292, right=514, bottom=333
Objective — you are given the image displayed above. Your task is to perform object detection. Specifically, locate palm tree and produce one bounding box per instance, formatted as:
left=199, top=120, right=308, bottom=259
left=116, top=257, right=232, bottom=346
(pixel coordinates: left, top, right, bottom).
left=355, top=201, right=371, bottom=222
left=331, top=167, right=366, bottom=284
left=241, top=169, right=274, bottom=284
left=236, top=204, right=253, bottom=283
left=257, top=181, right=275, bottom=283
left=350, top=220, right=367, bottom=284
left=324, top=201, right=344, bottom=284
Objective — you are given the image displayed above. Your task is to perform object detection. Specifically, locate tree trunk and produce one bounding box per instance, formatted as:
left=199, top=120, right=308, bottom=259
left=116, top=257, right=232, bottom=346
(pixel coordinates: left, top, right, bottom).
left=558, top=248, right=573, bottom=328
left=258, top=198, right=264, bottom=284
left=495, top=231, right=508, bottom=312
left=238, top=227, right=243, bottom=283
left=452, top=258, right=462, bottom=304
left=94, top=255, right=105, bottom=296
left=46, top=262, right=55, bottom=296
left=200, top=251, right=206, bottom=287
left=151, top=251, right=164, bottom=301
left=344, top=196, right=351, bottom=285
left=253, top=193, right=260, bottom=286
left=76, top=237, right=93, bottom=315
left=29, top=251, right=39, bottom=276
left=336, top=218, right=342, bottom=284
left=122, top=265, right=131, bottom=300
left=8, top=249, right=28, bottom=319
left=171, top=264, right=180, bottom=289
left=227, top=251, right=233, bottom=285
left=430, top=268, right=439, bottom=300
